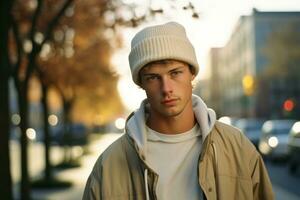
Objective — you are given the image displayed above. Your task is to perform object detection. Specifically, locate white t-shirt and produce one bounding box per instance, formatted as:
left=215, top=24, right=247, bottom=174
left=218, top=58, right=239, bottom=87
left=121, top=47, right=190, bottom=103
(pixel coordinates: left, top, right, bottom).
left=146, top=124, right=203, bottom=200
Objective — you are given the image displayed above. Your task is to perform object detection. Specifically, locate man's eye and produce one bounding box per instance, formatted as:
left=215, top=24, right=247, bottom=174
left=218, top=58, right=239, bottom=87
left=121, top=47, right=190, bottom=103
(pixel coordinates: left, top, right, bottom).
left=171, top=71, right=182, bottom=76
left=146, top=76, right=159, bottom=81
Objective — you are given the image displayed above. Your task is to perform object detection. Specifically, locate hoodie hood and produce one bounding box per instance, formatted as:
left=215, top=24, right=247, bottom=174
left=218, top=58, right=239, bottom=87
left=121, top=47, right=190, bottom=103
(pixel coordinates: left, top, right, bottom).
left=125, top=94, right=216, bottom=160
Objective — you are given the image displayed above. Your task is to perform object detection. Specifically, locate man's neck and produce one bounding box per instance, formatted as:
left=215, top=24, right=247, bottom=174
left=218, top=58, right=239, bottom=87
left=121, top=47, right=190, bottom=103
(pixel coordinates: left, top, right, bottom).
left=147, top=108, right=196, bottom=135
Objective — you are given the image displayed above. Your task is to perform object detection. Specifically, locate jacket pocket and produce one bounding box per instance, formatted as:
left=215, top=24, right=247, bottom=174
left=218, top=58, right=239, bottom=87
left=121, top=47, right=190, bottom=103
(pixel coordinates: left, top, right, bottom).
left=216, top=174, right=253, bottom=200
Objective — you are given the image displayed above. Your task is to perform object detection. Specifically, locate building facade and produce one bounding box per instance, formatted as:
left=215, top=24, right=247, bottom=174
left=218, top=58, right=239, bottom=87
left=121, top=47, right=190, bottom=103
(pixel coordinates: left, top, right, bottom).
left=205, top=9, right=300, bottom=119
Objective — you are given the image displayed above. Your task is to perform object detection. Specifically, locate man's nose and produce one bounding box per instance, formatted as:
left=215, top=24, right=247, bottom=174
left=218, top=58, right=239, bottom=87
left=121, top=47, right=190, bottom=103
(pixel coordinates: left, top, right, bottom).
left=161, top=76, right=173, bottom=95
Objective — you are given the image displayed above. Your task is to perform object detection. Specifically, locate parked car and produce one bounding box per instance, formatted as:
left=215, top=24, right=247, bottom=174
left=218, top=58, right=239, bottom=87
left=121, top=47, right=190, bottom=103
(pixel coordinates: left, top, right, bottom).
left=235, top=118, right=265, bottom=148
left=258, top=119, right=297, bottom=160
left=287, top=121, right=300, bottom=174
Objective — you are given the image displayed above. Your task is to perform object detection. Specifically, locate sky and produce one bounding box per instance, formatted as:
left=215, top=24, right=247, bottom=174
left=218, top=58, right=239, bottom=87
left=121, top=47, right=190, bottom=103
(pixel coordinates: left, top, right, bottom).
left=112, top=0, right=300, bottom=112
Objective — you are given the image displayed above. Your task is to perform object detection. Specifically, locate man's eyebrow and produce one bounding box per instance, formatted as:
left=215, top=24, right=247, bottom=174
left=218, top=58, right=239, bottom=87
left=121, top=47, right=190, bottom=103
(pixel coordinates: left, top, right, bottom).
left=169, top=66, right=186, bottom=72
left=141, top=72, right=159, bottom=77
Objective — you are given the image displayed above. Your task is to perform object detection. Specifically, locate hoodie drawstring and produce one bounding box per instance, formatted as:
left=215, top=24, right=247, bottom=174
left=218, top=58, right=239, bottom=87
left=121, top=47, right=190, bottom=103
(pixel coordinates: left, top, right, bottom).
left=212, top=142, right=218, bottom=168
left=144, top=169, right=150, bottom=200
left=211, top=142, right=219, bottom=199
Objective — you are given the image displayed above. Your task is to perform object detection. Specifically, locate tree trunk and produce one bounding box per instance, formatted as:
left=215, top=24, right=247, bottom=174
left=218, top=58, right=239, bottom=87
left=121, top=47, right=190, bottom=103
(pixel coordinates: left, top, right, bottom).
left=16, top=24, right=42, bottom=200
left=41, top=83, right=52, bottom=180
left=16, top=82, right=30, bottom=200
left=62, top=98, right=73, bottom=162
left=0, top=70, right=13, bottom=200
left=0, top=0, right=14, bottom=199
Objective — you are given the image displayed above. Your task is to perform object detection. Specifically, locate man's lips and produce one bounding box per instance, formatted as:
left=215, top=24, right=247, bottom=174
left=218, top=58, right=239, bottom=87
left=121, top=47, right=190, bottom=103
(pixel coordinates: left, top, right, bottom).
left=161, top=99, right=178, bottom=106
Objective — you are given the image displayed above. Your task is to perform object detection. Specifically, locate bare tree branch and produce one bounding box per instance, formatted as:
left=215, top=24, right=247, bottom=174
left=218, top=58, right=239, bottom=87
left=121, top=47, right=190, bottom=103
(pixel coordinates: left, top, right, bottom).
left=26, top=0, right=74, bottom=84
left=29, top=0, right=43, bottom=41
left=41, top=0, right=74, bottom=46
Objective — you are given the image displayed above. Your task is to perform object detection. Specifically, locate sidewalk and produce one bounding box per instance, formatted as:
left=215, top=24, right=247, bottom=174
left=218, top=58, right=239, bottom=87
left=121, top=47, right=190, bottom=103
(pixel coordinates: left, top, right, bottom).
left=31, top=133, right=123, bottom=200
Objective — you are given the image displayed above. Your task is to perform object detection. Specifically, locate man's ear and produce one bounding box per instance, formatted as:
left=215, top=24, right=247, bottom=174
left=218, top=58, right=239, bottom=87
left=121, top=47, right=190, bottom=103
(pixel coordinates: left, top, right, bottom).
left=191, top=74, right=196, bottom=81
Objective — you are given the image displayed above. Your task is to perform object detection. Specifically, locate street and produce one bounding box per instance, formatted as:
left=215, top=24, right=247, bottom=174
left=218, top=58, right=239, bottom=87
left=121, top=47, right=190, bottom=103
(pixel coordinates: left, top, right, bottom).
left=265, top=160, right=300, bottom=200
left=10, top=133, right=300, bottom=200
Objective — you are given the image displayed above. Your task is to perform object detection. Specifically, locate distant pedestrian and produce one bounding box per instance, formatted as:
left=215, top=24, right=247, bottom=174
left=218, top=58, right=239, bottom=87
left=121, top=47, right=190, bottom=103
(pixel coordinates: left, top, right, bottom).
left=83, top=21, right=274, bottom=200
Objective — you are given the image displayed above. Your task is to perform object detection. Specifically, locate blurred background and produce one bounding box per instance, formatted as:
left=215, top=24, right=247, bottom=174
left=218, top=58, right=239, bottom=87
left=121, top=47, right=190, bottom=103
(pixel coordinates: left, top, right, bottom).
left=0, top=0, right=300, bottom=199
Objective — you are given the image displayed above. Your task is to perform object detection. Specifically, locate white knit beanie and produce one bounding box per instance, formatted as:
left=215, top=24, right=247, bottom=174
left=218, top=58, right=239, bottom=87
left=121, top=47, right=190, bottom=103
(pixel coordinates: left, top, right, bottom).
left=129, top=21, right=199, bottom=85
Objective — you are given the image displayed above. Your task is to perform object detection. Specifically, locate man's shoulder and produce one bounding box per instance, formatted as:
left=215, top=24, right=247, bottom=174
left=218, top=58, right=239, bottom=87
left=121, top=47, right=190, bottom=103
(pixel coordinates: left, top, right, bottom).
left=212, top=121, right=256, bottom=151
left=87, top=135, right=127, bottom=180
left=213, top=121, right=242, bottom=136
left=97, top=134, right=130, bottom=163
left=211, top=121, right=259, bottom=168
left=93, top=134, right=140, bottom=168
left=90, top=133, right=144, bottom=183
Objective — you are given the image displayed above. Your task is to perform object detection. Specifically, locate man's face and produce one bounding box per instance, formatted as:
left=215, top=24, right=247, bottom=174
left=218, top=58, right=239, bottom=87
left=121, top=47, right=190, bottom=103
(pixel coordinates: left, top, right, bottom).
left=140, top=60, right=195, bottom=118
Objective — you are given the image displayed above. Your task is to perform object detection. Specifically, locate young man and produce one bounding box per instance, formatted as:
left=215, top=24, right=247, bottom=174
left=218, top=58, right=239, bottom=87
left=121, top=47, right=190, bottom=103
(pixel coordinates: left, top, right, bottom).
left=83, top=22, right=274, bottom=200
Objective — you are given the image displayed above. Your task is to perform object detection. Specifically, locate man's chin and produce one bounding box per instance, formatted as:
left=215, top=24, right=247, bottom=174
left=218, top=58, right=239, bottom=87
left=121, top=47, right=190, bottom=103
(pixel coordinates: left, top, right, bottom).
left=160, top=108, right=183, bottom=118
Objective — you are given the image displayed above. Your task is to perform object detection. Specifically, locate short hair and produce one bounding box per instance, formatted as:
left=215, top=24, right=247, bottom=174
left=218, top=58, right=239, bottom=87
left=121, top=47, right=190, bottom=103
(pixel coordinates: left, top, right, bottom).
left=138, top=59, right=195, bottom=85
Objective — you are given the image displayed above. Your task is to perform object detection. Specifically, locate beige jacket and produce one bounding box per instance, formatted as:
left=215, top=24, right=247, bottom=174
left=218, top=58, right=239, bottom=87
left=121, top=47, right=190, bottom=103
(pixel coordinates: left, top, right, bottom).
left=83, top=96, right=274, bottom=200
left=83, top=121, right=274, bottom=200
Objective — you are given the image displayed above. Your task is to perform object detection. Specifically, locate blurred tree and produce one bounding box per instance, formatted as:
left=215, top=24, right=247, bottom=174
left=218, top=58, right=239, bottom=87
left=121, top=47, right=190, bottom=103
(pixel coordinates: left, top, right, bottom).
left=37, top=0, right=122, bottom=162
left=10, top=0, right=75, bottom=199
left=38, top=40, right=122, bottom=164
left=0, top=0, right=13, bottom=199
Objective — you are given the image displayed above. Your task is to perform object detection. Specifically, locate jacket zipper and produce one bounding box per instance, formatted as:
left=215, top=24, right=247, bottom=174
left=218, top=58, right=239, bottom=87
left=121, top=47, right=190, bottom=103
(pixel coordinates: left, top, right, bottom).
left=212, top=142, right=218, bottom=168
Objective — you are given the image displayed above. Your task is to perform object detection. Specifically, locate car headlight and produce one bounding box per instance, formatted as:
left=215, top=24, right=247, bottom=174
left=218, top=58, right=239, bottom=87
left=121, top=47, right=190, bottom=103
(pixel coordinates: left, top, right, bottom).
left=268, top=136, right=278, bottom=148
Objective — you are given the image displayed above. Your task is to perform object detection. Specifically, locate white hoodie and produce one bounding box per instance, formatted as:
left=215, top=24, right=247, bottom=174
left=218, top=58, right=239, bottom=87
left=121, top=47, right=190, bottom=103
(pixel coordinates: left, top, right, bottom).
left=126, top=94, right=216, bottom=159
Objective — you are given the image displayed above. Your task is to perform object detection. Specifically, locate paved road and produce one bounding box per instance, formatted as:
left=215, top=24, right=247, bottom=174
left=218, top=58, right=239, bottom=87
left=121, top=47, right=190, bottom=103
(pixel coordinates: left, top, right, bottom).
left=265, top=160, right=300, bottom=200
left=11, top=133, right=300, bottom=200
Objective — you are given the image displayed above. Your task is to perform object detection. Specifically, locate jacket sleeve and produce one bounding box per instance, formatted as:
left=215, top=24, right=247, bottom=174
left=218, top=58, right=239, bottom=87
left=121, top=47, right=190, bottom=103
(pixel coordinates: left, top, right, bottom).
left=82, top=173, right=102, bottom=200
left=82, top=158, right=103, bottom=200
left=250, top=152, right=274, bottom=200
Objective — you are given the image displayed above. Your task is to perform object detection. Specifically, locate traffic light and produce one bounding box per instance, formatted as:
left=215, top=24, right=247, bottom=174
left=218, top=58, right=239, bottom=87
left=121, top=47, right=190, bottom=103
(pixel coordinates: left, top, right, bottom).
left=283, top=99, right=295, bottom=112
left=242, top=75, right=255, bottom=96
